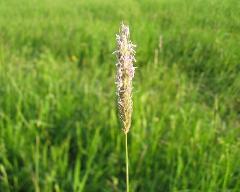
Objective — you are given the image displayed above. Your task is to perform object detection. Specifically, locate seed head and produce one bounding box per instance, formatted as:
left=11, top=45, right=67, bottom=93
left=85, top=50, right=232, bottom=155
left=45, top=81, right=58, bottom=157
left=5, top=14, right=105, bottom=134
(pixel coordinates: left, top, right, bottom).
left=114, top=23, right=136, bottom=134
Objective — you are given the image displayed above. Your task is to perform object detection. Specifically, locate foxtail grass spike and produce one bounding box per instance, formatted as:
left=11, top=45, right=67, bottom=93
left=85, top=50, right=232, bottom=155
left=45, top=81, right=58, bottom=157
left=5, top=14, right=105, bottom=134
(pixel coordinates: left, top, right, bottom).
left=114, top=23, right=136, bottom=134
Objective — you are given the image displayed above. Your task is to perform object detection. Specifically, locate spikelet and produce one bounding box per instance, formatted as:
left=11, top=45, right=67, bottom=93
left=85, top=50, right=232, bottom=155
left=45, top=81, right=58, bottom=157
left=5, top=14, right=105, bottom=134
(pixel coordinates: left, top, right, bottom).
left=114, top=23, right=136, bottom=134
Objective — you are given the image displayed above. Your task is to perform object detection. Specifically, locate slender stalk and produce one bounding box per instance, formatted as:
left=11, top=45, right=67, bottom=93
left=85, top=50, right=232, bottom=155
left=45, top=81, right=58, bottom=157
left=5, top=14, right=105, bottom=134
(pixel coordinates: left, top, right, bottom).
left=125, top=133, right=129, bottom=192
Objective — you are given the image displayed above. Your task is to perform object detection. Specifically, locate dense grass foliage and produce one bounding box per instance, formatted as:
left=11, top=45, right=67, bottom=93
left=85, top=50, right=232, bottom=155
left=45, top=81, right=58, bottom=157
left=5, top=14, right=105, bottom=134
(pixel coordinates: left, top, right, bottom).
left=0, top=0, right=240, bottom=191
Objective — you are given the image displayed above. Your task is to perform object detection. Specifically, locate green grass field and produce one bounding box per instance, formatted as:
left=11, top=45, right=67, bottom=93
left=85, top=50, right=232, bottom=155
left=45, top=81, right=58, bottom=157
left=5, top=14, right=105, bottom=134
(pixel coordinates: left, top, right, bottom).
left=0, top=0, right=240, bottom=191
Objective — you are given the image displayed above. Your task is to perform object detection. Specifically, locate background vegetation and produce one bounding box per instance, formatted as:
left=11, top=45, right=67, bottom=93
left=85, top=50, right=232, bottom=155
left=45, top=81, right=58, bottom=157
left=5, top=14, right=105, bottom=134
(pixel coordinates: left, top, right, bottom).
left=0, top=0, right=240, bottom=191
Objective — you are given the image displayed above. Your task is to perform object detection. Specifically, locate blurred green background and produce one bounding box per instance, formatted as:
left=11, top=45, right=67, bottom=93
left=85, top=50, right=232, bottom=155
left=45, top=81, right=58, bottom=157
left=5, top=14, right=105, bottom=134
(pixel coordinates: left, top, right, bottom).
left=0, top=0, right=240, bottom=191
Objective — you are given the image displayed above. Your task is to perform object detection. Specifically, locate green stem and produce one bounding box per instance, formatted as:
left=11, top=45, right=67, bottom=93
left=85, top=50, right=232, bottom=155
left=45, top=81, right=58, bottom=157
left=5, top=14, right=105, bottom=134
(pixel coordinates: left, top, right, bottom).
left=125, top=133, right=129, bottom=192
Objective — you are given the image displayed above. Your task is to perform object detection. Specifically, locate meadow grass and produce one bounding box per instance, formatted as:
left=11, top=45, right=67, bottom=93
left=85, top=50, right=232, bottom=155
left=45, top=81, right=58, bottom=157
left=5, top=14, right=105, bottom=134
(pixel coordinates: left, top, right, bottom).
left=0, top=0, right=240, bottom=191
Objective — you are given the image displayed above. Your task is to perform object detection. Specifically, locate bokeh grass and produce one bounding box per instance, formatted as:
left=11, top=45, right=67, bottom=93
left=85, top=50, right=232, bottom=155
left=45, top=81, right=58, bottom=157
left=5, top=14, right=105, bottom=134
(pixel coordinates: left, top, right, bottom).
left=0, top=0, right=240, bottom=191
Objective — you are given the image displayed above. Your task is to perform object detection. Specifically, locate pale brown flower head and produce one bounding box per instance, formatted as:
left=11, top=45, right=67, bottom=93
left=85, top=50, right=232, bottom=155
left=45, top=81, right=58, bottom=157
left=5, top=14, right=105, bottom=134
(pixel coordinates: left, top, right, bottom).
left=114, top=23, right=136, bottom=134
